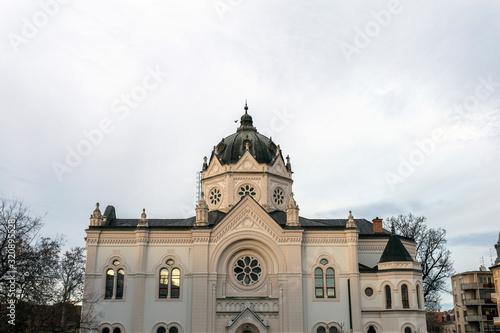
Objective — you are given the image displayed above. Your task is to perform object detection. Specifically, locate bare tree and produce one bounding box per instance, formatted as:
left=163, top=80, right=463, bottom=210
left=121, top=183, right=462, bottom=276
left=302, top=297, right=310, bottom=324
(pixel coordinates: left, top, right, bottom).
left=0, top=197, right=100, bottom=333
left=385, top=213, right=454, bottom=310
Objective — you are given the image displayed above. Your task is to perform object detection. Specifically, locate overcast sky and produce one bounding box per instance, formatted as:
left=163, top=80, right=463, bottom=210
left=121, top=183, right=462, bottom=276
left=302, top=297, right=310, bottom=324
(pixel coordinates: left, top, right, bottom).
left=1, top=0, right=499, bottom=309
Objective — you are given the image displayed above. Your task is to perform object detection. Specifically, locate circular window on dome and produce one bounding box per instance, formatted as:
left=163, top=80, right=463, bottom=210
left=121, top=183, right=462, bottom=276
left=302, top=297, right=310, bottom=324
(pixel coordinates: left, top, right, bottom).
left=209, top=187, right=222, bottom=207
left=272, top=187, right=285, bottom=206
left=233, top=256, right=262, bottom=285
left=238, top=184, right=257, bottom=198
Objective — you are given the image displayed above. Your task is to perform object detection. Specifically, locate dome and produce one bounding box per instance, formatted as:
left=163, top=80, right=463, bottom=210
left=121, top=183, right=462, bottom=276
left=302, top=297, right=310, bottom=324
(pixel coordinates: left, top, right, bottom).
left=210, top=104, right=281, bottom=165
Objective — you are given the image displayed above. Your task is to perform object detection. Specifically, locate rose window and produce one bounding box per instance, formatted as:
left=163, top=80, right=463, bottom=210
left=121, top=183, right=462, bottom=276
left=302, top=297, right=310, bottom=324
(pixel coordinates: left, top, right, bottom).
left=238, top=184, right=256, bottom=198
left=209, top=188, right=222, bottom=206
left=273, top=188, right=285, bottom=206
left=233, top=256, right=262, bottom=285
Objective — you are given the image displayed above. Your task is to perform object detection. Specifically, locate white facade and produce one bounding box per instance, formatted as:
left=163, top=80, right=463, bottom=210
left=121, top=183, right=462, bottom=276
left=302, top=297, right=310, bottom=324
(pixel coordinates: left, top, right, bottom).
left=82, top=107, right=427, bottom=333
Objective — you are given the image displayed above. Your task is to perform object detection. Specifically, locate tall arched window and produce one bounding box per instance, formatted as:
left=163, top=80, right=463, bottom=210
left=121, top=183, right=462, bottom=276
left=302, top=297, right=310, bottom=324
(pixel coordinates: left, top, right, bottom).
left=112, top=329, right=121, bottom=333
left=404, top=328, right=412, bottom=333
left=116, top=269, right=124, bottom=299
left=171, top=268, right=180, bottom=298
left=401, top=284, right=409, bottom=308
left=326, top=268, right=335, bottom=298
left=169, top=327, right=178, bottom=333
left=104, top=260, right=126, bottom=300
left=102, top=329, right=110, bottom=333
left=416, top=285, right=422, bottom=309
left=329, top=327, right=338, bottom=333
left=317, top=327, right=326, bottom=333
left=105, top=269, right=114, bottom=299
left=367, top=326, right=376, bottom=333
left=315, top=268, right=324, bottom=298
left=157, top=259, right=182, bottom=299
left=159, top=269, right=169, bottom=298
left=157, top=327, right=166, bottom=333
left=385, top=285, right=392, bottom=309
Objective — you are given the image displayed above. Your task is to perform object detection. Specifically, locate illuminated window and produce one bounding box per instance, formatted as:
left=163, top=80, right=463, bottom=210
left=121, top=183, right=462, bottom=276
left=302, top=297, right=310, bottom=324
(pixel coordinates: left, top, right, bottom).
left=158, top=260, right=181, bottom=299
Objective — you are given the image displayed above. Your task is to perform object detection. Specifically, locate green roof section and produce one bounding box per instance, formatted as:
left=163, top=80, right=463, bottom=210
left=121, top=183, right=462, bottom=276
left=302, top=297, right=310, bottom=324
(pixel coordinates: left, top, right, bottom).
left=379, top=232, right=414, bottom=263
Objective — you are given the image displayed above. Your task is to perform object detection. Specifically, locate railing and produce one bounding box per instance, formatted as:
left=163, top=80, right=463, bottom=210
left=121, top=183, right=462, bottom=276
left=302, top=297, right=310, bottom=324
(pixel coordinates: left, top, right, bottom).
left=462, top=283, right=478, bottom=290
left=465, top=315, right=486, bottom=321
left=464, top=298, right=481, bottom=305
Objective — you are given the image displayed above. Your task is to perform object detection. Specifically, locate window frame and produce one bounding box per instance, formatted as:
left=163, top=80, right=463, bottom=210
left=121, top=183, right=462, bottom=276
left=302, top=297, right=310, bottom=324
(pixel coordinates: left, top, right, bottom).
left=385, top=285, right=392, bottom=309
left=401, top=284, right=410, bottom=309
left=155, top=259, right=183, bottom=301
left=102, top=258, right=126, bottom=301
left=312, top=257, right=339, bottom=301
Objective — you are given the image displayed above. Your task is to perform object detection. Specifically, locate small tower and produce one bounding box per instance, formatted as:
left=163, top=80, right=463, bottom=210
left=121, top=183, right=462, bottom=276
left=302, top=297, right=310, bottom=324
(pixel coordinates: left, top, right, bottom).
left=346, top=210, right=357, bottom=229
left=138, top=208, right=148, bottom=227
left=494, top=232, right=500, bottom=265
left=195, top=192, right=209, bottom=227
left=286, top=193, right=300, bottom=227
left=89, top=203, right=103, bottom=226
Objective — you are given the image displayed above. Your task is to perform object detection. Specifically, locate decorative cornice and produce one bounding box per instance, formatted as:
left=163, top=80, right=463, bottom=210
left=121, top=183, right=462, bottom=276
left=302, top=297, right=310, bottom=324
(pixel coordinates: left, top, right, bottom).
left=378, top=261, right=422, bottom=271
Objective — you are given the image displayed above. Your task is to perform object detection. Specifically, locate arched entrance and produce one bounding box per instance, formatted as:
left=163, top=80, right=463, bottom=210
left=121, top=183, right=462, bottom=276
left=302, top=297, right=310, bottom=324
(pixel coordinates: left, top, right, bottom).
left=236, top=323, right=259, bottom=333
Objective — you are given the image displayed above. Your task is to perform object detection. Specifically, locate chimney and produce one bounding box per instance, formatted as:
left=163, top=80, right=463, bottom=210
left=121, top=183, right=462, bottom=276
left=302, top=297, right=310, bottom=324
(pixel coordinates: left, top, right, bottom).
left=373, top=217, right=383, bottom=234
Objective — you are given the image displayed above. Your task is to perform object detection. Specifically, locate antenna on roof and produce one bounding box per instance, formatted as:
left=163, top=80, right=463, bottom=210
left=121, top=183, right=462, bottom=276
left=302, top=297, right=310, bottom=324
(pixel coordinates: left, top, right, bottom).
left=490, top=249, right=494, bottom=266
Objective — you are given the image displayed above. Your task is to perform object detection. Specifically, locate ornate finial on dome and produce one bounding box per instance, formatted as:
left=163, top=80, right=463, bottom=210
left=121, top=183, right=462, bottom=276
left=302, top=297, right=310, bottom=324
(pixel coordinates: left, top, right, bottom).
left=90, top=202, right=103, bottom=226
left=346, top=210, right=357, bottom=228
left=238, top=102, right=256, bottom=132
left=286, top=193, right=300, bottom=227
left=138, top=208, right=148, bottom=227
left=195, top=192, right=208, bottom=227
left=202, top=156, right=208, bottom=171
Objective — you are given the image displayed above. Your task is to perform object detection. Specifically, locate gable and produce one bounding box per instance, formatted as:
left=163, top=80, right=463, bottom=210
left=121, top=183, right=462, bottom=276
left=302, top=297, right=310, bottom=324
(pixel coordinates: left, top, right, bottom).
left=210, top=196, right=284, bottom=244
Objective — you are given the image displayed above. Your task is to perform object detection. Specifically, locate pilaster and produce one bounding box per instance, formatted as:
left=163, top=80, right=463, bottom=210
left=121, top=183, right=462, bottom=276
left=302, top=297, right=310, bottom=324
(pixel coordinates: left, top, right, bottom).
left=132, top=227, right=149, bottom=333
left=345, top=211, right=361, bottom=333
left=191, top=229, right=211, bottom=333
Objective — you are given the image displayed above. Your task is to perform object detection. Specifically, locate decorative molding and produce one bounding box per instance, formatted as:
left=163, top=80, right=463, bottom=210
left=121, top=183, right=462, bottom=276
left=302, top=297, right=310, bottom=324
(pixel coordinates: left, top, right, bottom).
left=378, top=261, right=422, bottom=270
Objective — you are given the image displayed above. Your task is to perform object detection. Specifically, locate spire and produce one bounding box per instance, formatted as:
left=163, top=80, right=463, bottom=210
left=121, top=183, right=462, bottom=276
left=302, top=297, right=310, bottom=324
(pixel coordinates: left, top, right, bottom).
left=89, top=202, right=103, bottom=226
left=379, top=230, right=414, bottom=263
left=286, top=193, right=300, bottom=227
left=346, top=210, right=357, bottom=229
left=238, top=101, right=256, bottom=131
left=391, top=222, right=395, bottom=235
left=138, top=208, right=148, bottom=227
left=195, top=192, right=209, bottom=227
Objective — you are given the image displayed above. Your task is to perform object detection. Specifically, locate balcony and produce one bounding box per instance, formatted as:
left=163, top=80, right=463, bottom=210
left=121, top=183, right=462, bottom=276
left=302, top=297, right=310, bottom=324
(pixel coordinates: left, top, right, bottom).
left=465, top=315, right=487, bottom=321
left=462, top=283, right=478, bottom=290
left=464, top=299, right=482, bottom=306
left=494, top=317, right=500, bottom=325
left=492, top=293, right=498, bottom=301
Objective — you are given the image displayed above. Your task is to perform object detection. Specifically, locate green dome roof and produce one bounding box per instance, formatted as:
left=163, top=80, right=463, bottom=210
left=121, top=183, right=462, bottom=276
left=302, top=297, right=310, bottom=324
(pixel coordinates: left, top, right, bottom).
left=211, top=104, right=280, bottom=165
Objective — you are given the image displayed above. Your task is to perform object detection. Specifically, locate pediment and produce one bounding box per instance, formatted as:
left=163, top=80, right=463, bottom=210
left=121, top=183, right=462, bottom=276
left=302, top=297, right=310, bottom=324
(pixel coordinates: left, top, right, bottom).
left=234, top=151, right=260, bottom=172
left=269, top=155, right=287, bottom=176
left=205, top=155, right=224, bottom=177
left=211, top=196, right=283, bottom=244
left=227, top=306, right=269, bottom=329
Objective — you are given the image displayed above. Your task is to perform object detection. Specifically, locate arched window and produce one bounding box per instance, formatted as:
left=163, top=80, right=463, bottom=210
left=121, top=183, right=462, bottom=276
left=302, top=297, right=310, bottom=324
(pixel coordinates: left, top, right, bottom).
left=314, top=259, right=337, bottom=299
left=317, top=327, right=326, bottom=333
left=326, top=268, right=335, bottom=298
left=104, top=259, right=126, bottom=300
left=105, top=270, right=114, bottom=299
left=169, top=327, right=178, bottom=333
left=404, top=328, right=412, bottom=333
left=158, top=260, right=182, bottom=299
left=329, top=327, right=338, bottom=333
left=157, top=327, right=166, bottom=333
left=113, top=329, right=121, bottom=333
left=367, top=326, right=376, bottom=333
left=116, top=269, right=124, bottom=299
left=385, top=285, right=392, bottom=309
left=171, top=268, right=180, bottom=298
left=416, top=285, right=422, bottom=309
left=315, top=268, right=324, bottom=298
left=401, top=284, right=409, bottom=308
left=159, top=269, right=169, bottom=298
left=102, top=329, right=110, bottom=333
